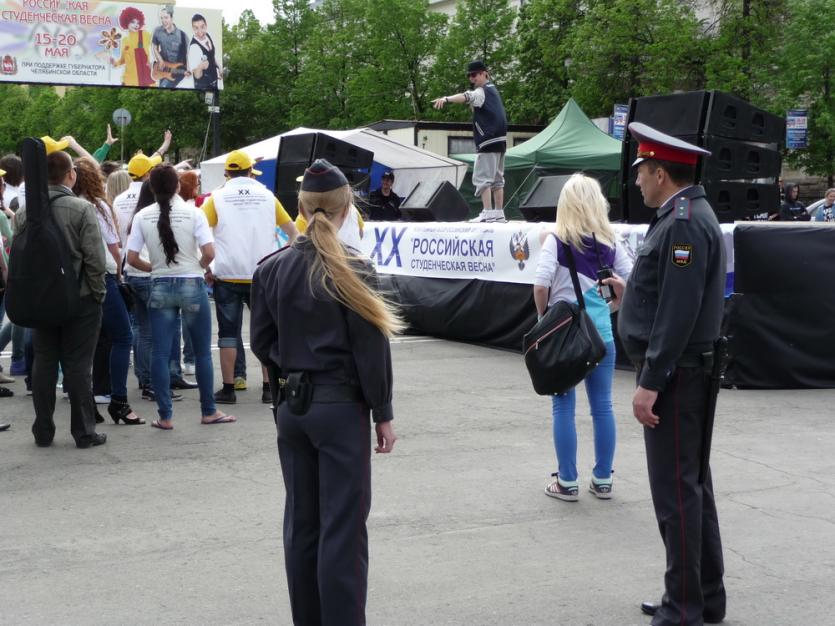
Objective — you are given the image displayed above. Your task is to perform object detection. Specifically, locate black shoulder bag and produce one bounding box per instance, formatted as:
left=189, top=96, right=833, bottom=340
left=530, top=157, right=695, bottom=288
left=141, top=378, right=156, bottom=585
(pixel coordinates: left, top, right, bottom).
left=522, top=236, right=606, bottom=395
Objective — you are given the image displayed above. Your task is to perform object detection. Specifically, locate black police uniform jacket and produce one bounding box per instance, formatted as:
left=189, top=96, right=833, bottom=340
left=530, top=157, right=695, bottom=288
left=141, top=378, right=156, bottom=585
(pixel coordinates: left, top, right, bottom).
left=618, top=185, right=726, bottom=391
left=250, top=237, right=394, bottom=422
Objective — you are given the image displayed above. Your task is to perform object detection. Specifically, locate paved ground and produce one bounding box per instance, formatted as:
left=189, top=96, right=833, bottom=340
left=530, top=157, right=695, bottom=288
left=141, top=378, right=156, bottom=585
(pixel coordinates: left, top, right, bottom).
left=1, top=326, right=833, bottom=625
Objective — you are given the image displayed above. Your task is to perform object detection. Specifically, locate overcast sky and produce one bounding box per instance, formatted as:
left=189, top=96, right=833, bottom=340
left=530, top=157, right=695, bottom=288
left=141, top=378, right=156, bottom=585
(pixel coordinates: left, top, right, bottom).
left=182, top=1, right=276, bottom=26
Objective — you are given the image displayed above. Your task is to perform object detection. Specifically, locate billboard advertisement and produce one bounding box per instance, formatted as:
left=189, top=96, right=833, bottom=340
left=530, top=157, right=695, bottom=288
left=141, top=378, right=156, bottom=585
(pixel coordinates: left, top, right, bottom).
left=0, top=2, right=223, bottom=90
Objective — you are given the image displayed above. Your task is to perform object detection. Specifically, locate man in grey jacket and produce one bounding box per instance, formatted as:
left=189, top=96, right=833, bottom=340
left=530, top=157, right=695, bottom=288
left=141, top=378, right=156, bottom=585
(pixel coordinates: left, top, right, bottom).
left=14, top=150, right=107, bottom=448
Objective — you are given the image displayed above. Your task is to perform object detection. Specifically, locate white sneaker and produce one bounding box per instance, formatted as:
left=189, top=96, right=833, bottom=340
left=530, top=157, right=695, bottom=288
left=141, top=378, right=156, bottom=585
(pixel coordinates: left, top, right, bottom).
left=184, top=363, right=196, bottom=375
left=486, top=210, right=507, bottom=223
left=468, top=210, right=491, bottom=223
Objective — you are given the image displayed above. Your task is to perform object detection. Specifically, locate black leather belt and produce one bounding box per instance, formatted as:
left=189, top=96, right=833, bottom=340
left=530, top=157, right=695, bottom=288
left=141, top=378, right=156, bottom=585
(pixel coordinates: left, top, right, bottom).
left=635, top=352, right=714, bottom=372
left=276, top=381, right=363, bottom=404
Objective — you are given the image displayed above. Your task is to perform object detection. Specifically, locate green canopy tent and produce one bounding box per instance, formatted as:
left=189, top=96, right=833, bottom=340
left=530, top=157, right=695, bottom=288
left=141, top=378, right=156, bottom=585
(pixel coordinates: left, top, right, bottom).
left=455, top=98, right=624, bottom=219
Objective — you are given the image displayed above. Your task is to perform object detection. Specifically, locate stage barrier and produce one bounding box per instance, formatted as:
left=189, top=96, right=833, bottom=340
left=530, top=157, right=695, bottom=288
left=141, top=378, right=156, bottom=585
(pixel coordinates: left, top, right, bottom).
left=361, top=221, right=834, bottom=389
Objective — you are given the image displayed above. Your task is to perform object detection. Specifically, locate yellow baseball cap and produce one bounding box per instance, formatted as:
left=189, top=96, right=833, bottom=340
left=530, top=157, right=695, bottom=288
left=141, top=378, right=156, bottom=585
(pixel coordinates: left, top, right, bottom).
left=0, top=168, right=6, bottom=177
left=225, top=150, right=256, bottom=172
left=41, top=136, right=69, bottom=155
left=128, top=152, right=162, bottom=179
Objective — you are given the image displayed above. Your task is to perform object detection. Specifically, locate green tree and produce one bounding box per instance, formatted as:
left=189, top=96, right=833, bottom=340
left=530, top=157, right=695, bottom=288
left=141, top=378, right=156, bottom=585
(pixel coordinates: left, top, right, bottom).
left=702, top=0, right=787, bottom=106
left=565, top=0, right=705, bottom=117
left=512, top=0, right=582, bottom=125
left=0, top=85, right=32, bottom=153
left=777, top=0, right=835, bottom=185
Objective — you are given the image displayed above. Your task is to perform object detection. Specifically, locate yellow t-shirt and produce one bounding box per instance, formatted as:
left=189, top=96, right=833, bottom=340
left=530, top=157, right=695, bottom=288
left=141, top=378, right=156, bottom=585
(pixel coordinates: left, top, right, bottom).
left=203, top=195, right=292, bottom=283
left=295, top=209, right=365, bottom=233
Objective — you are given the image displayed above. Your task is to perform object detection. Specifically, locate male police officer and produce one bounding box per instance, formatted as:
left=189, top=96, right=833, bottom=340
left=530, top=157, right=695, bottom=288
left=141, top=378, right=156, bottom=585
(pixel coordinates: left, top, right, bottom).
left=605, top=123, right=727, bottom=626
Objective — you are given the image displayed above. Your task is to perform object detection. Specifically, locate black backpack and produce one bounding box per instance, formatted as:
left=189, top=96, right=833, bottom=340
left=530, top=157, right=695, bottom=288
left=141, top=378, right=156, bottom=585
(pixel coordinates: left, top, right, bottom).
left=5, top=138, right=81, bottom=328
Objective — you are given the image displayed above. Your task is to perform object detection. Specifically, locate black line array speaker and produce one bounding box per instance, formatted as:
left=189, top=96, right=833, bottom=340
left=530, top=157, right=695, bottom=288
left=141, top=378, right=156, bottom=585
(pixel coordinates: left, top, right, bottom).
left=622, top=91, right=785, bottom=223
left=519, top=175, right=573, bottom=222
left=399, top=181, right=469, bottom=222
left=274, top=133, right=374, bottom=216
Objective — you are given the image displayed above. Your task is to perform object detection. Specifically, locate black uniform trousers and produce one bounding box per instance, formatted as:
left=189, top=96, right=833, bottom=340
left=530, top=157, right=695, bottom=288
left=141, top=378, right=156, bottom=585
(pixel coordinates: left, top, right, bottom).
left=31, top=296, right=102, bottom=445
left=645, top=367, right=726, bottom=626
left=276, top=401, right=372, bottom=626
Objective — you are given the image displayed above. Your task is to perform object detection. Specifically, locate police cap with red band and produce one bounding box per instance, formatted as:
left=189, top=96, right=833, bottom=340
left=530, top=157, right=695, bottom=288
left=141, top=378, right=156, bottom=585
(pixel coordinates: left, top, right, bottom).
left=628, top=122, right=711, bottom=167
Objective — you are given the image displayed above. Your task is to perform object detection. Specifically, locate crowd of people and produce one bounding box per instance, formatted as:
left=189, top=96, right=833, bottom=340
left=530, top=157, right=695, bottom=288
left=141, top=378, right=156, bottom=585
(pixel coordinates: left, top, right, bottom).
left=0, top=127, right=308, bottom=439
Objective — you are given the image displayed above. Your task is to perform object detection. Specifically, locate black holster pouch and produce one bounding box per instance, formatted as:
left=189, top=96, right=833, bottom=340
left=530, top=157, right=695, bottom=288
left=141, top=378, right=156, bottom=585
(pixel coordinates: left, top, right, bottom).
left=286, top=371, right=313, bottom=415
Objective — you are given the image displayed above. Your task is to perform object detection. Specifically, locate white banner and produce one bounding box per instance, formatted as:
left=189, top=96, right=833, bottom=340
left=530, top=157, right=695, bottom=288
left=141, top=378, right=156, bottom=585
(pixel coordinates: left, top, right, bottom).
left=358, top=221, right=737, bottom=285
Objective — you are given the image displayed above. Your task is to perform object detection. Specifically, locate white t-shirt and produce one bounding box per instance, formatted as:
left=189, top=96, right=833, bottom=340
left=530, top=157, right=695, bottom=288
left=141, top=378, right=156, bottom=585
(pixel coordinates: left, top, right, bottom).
left=91, top=197, right=120, bottom=275
left=126, top=195, right=213, bottom=278
left=3, top=184, right=19, bottom=209
left=112, top=180, right=151, bottom=278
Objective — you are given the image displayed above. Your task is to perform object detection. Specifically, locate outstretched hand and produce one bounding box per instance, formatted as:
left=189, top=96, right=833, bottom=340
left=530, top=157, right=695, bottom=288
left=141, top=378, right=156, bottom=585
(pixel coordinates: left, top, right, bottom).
left=431, top=97, right=447, bottom=110
left=106, top=123, right=119, bottom=146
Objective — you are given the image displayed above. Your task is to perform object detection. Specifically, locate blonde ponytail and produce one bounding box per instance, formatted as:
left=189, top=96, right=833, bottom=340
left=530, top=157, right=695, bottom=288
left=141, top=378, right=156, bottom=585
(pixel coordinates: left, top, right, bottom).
left=300, top=187, right=405, bottom=337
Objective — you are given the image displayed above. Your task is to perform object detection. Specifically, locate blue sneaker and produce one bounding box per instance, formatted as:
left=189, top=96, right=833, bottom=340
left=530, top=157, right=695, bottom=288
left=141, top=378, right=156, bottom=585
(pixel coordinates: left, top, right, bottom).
left=10, top=360, right=26, bottom=376
left=545, top=473, right=579, bottom=501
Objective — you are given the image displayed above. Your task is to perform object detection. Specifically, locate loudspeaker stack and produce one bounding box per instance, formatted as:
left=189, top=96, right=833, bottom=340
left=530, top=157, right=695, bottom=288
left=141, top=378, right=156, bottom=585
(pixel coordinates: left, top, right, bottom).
left=274, top=133, right=374, bottom=216
left=399, top=180, right=470, bottom=222
left=622, top=91, right=785, bottom=223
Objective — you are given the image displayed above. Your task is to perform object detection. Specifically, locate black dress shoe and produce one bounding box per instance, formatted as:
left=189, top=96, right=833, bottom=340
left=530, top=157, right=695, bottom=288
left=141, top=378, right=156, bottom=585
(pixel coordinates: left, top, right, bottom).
left=0, top=422, right=10, bottom=432
left=170, top=377, right=199, bottom=390
left=34, top=438, right=53, bottom=447
left=640, top=601, right=724, bottom=624
left=76, top=432, right=107, bottom=449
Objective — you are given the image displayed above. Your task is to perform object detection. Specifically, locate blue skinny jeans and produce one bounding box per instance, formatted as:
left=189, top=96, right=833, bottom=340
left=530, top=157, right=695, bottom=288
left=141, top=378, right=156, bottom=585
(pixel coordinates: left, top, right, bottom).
left=551, top=341, right=617, bottom=483
left=148, top=277, right=215, bottom=421
left=100, top=274, right=133, bottom=400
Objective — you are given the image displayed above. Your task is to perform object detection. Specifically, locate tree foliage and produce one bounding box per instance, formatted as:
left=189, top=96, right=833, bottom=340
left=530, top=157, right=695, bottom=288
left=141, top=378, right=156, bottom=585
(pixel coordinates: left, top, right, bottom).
left=0, top=0, right=832, bottom=179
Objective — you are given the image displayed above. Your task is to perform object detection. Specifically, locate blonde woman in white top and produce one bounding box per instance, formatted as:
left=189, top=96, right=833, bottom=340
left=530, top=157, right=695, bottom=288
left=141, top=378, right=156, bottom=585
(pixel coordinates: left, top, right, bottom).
left=126, top=164, right=234, bottom=430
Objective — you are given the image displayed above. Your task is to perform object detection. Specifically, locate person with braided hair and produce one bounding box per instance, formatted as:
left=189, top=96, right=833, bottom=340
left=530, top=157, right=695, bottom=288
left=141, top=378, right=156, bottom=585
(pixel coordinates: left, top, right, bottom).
left=251, top=159, right=401, bottom=626
left=126, top=164, right=234, bottom=430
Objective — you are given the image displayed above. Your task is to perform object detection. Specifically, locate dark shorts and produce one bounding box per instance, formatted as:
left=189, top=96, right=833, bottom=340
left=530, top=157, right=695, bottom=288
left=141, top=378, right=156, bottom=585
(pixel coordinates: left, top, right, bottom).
left=213, top=280, right=251, bottom=348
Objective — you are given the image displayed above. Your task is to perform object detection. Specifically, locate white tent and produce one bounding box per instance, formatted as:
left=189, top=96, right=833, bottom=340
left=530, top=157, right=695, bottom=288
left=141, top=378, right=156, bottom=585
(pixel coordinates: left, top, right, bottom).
left=200, top=126, right=468, bottom=198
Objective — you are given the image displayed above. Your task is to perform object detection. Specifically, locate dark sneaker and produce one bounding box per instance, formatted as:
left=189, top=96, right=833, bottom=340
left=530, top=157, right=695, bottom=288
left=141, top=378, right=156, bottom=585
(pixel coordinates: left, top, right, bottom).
left=76, top=432, right=107, bottom=449
left=261, top=386, right=272, bottom=404
left=589, top=476, right=613, bottom=499
left=545, top=473, right=579, bottom=501
left=142, top=386, right=183, bottom=402
left=214, top=388, right=237, bottom=404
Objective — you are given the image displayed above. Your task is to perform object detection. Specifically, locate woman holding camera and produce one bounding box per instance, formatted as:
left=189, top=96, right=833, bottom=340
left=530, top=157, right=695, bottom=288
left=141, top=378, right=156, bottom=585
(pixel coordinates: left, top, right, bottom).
left=533, top=173, right=633, bottom=501
left=250, top=159, right=400, bottom=626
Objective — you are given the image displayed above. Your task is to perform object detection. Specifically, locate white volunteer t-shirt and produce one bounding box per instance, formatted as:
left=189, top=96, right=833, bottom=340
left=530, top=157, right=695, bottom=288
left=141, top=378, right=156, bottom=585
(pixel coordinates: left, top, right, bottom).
left=93, top=198, right=120, bottom=275
left=126, top=195, right=213, bottom=278
left=112, top=180, right=151, bottom=277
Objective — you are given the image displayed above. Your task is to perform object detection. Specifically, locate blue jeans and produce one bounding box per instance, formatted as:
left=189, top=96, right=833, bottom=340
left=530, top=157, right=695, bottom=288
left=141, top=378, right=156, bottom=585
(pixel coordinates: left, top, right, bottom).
left=0, top=312, right=25, bottom=362
left=100, top=275, right=133, bottom=400
left=127, top=275, right=153, bottom=387
left=551, top=341, right=617, bottom=482
left=148, top=277, right=215, bottom=420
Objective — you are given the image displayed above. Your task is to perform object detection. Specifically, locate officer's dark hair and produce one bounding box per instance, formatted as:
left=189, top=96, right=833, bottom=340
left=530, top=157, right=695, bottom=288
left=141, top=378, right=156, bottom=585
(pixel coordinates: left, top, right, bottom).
left=225, top=169, right=250, bottom=179
left=46, top=151, right=73, bottom=185
left=149, top=164, right=181, bottom=266
left=0, top=154, right=23, bottom=187
left=644, top=159, right=696, bottom=187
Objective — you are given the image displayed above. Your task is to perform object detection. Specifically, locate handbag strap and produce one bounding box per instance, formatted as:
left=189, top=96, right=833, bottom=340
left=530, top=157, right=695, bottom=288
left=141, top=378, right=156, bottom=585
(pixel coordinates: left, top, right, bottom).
left=551, top=233, right=586, bottom=310
left=591, top=232, right=605, bottom=268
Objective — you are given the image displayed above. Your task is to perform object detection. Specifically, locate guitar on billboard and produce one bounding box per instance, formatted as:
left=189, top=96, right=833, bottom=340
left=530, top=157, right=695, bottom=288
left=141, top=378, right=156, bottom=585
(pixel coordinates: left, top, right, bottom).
left=152, top=60, right=190, bottom=82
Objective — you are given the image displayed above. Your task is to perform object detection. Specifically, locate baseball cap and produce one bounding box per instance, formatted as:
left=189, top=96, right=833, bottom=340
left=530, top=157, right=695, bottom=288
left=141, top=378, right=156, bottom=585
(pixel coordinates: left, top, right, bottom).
left=127, top=152, right=162, bottom=179
left=300, top=159, right=349, bottom=192
left=381, top=170, right=395, bottom=180
left=225, top=150, right=256, bottom=172
left=41, top=136, right=69, bottom=155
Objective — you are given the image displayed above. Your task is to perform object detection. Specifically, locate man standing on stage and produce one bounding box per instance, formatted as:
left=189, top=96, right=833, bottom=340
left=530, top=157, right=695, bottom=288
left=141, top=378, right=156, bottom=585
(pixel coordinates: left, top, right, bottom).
left=605, top=123, right=727, bottom=626
left=367, top=170, right=401, bottom=221
left=432, top=60, right=507, bottom=223
left=152, top=5, right=190, bottom=88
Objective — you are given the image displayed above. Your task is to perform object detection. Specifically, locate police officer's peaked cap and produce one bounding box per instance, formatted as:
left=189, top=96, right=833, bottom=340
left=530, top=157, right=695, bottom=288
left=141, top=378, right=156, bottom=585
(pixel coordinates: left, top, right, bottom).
left=628, top=122, right=711, bottom=167
left=300, top=159, right=349, bottom=192
left=467, top=60, right=488, bottom=74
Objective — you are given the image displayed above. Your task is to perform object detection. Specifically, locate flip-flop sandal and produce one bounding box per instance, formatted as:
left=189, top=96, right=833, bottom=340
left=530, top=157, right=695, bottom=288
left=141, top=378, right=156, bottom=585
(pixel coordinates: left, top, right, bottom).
left=201, top=414, right=236, bottom=425
left=151, top=419, right=173, bottom=430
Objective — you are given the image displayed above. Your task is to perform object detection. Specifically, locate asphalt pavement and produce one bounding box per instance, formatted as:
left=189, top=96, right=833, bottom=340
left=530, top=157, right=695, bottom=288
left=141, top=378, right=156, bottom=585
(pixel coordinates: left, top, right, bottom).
left=1, top=326, right=833, bottom=625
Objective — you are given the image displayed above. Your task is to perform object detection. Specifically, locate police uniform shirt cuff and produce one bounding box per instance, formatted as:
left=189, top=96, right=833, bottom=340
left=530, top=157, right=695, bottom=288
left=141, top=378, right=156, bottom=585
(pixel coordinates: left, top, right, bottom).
left=638, top=367, right=668, bottom=392
left=372, top=403, right=394, bottom=423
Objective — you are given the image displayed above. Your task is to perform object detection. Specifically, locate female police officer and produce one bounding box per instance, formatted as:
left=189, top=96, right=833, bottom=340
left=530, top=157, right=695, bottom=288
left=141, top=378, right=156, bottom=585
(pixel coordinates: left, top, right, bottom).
left=250, top=159, right=401, bottom=626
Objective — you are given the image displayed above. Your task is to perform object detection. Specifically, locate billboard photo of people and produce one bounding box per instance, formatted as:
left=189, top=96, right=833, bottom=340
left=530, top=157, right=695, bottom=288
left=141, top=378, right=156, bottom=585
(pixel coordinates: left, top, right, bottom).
left=0, top=2, right=223, bottom=90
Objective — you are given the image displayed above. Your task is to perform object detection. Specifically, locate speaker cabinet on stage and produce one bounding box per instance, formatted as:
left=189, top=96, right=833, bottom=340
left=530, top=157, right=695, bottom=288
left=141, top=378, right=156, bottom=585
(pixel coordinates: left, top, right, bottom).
left=630, top=91, right=785, bottom=144
left=519, top=175, right=572, bottom=222
left=275, top=133, right=375, bottom=217
left=400, top=181, right=469, bottom=222
left=622, top=90, right=784, bottom=223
